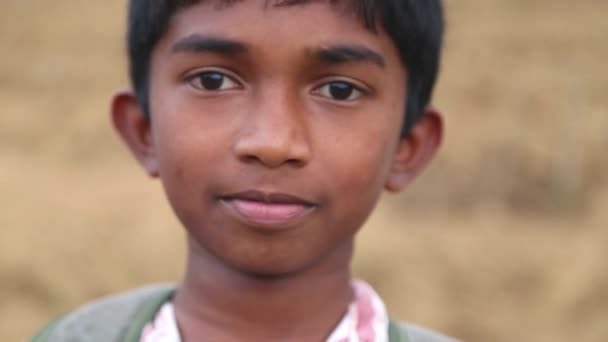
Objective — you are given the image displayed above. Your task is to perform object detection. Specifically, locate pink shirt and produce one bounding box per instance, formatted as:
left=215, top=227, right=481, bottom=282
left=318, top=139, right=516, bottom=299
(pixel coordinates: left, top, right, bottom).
left=141, top=280, right=389, bottom=342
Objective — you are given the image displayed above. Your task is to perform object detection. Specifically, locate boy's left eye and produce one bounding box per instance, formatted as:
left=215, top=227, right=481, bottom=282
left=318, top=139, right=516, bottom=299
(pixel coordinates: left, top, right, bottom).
left=314, top=81, right=364, bottom=102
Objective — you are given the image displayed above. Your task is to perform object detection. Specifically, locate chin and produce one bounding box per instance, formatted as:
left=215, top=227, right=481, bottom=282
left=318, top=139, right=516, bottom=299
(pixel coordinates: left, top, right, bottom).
left=222, top=253, right=320, bottom=279
left=184, top=221, right=354, bottom=280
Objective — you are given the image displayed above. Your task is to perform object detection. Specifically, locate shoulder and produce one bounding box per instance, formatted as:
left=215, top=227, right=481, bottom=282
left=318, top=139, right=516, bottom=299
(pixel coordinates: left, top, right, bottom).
left=398, top=322, right=461, bottom=342
left=32, top=284, right=176, bottom=342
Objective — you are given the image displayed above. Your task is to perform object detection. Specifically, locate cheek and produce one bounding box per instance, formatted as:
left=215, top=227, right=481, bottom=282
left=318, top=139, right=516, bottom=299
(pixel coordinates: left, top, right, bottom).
left=334, top=143, right=391, bottom=195
left=320, top=126, right=397, bottom=224
left=156, top=137, right=203, bottom=219
left=151, top=113, right=215, bottom=210
left=150, top=94, right=233, bottom=184
left=322, top=103, right=402, bottom=192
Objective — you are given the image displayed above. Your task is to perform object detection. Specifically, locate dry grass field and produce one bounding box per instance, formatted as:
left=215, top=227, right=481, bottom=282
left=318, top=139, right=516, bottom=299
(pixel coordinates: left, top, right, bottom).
left=1, top=0, right=607, bottom=341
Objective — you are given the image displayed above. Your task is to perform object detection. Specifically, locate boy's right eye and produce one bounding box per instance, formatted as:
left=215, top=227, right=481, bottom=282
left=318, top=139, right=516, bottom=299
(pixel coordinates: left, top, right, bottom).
left=187, top=71, right=241, bottom=91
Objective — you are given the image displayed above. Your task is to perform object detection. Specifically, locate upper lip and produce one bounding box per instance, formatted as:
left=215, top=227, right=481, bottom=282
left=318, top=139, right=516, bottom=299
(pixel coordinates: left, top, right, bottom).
left=220, top=190, right=317, bottom=207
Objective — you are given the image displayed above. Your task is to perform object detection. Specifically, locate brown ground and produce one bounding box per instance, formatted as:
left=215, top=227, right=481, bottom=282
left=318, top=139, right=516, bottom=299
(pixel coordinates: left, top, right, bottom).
left=1, top=0, right=607, bottom=341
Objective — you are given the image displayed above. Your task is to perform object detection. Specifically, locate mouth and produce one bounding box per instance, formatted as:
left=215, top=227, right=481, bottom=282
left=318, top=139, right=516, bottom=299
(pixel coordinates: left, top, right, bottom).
left=218, top=190, right=318, bottom=229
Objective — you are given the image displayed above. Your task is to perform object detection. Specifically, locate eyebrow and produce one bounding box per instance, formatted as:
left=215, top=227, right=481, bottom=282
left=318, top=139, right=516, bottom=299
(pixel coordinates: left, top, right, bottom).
left=313, top=45, right=386, bottom=68
left=171, top=34, right=248, bottom=56
left=171, top=35, right=385, bottom=69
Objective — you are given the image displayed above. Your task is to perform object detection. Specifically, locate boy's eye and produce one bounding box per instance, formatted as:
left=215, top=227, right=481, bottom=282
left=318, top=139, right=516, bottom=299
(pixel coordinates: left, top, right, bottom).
left=315, top=81, right=364, bottom=102
left=188, top=71, right=241, bottom=91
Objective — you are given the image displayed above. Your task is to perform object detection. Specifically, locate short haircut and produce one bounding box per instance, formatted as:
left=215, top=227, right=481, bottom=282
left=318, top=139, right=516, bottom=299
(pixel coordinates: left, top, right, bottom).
left=127, top=0, right=444, bottom=135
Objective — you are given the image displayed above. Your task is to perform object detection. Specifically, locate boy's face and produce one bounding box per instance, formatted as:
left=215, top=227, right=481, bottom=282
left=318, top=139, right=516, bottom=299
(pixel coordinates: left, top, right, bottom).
left=113, top=1, right=442, bottom=276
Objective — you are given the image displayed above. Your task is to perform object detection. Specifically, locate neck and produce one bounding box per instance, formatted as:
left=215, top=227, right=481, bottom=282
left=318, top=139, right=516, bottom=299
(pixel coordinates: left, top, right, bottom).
left=174, top=237, right=355, bottom=342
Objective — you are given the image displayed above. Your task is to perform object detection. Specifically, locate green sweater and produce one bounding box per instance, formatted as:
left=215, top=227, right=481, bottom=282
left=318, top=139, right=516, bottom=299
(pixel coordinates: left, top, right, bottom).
left=32, top=284, right=458, bottom=342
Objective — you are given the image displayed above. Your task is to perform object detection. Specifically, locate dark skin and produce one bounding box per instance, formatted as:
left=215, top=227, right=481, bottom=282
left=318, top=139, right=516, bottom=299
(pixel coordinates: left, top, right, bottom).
left=112, top=1, right=443, bottom=341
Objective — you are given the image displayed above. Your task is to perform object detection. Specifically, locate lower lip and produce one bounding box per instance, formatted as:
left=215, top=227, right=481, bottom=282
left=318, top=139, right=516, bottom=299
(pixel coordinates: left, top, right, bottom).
left=220, top=199, right=314, bottom=228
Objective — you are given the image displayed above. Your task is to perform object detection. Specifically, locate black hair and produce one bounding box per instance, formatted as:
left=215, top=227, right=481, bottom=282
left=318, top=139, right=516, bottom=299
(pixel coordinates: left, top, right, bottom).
left=127, top=0, right=444, bottom=135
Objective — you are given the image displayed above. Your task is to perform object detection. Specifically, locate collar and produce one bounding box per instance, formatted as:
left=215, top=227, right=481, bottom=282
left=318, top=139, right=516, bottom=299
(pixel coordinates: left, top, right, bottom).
left=140, top=280, right=389, bottom=342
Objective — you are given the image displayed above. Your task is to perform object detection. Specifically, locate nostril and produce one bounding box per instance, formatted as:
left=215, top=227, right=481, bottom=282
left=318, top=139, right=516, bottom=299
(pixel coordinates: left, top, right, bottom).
left=285, top=157, right=306, bottom=168
left=240, top=154, right=263, bottom=165
left=237, top=151, right=306, bottom=169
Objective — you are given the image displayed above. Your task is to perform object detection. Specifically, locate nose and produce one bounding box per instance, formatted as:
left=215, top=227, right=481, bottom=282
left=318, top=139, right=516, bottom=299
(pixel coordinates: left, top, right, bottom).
left=233, top=87, right=312, bottom=169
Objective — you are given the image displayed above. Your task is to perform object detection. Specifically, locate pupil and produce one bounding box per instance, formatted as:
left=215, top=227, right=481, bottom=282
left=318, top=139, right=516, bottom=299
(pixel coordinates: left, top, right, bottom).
left=329, top=82, right=353, bottom=100
left=200, top=73, right=224, bottom=90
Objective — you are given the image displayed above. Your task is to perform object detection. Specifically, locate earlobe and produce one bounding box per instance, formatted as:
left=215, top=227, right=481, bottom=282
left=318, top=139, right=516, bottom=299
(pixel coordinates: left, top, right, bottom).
left=111, top=90, right=159, bottom=177
left=385, top=108, right=443, bottom=193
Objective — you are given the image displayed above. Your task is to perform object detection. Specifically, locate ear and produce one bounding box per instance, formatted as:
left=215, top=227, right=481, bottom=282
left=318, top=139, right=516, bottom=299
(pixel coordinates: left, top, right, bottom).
left=111, top=89, right=159, bottom=178
left=385, top=107, right=443, bottom=193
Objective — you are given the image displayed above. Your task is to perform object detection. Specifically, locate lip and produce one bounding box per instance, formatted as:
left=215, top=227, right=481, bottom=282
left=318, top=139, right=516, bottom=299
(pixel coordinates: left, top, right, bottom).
left=219, top=190, right=317, bottom=229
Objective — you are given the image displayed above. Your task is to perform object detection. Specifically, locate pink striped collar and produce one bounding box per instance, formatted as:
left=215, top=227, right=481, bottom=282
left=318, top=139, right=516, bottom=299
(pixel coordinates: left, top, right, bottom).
left=141, top=280, right=389, bottom=342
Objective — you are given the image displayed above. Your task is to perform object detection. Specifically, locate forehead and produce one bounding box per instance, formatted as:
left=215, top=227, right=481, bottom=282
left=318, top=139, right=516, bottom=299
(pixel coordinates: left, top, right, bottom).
left=175, top=0, right=374, bottom=26
left=161, top=0, right=398, bottom=60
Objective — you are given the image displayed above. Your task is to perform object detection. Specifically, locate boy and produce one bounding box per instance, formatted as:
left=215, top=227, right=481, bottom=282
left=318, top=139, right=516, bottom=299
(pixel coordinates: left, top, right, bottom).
left=33, top=0, right=456, bottom=341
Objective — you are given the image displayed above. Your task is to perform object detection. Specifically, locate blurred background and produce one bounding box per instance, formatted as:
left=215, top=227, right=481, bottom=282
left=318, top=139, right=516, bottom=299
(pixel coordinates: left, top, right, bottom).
left=1, top=0, right=606, bottom=341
